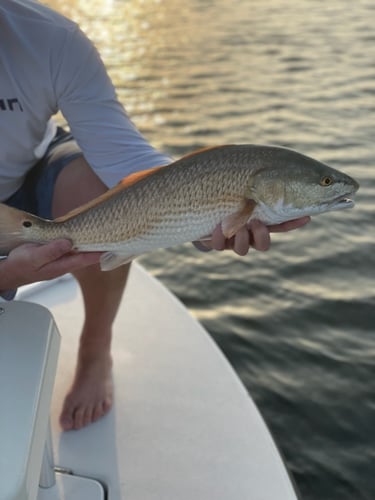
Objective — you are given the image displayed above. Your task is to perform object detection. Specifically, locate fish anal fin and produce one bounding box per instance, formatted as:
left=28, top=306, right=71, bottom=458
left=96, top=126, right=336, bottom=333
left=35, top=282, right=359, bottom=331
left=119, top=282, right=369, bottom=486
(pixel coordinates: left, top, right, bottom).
left=221, top=199, right=257, bottom=239
left=100, top=252, right=135, bottom=271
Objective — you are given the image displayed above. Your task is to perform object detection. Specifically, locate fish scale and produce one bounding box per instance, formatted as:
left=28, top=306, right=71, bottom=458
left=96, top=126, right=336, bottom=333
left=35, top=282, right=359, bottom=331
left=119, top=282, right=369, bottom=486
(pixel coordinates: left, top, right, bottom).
left=0, top=144, right=359, bottom=270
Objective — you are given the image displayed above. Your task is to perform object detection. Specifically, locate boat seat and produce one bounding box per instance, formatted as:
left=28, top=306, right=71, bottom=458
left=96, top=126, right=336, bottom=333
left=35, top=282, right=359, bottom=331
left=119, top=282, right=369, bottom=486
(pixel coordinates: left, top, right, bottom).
left=0, top=301, right=60, bottom=500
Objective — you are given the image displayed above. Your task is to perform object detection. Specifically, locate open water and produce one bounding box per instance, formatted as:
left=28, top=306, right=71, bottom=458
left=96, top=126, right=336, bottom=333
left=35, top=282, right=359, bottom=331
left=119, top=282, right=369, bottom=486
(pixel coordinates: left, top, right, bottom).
left=48, top=0, right=375, bottom=498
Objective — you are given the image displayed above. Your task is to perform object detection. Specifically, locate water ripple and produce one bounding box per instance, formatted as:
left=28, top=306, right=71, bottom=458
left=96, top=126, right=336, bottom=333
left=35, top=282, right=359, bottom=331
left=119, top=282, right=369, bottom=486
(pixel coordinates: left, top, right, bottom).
left=46, top=0, right=375, bottom=498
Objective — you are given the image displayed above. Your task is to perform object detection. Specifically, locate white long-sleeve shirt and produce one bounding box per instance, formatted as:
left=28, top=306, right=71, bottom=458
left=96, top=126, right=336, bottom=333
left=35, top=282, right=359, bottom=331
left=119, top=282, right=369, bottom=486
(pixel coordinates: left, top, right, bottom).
left=0, top=0, right=171, bottom=201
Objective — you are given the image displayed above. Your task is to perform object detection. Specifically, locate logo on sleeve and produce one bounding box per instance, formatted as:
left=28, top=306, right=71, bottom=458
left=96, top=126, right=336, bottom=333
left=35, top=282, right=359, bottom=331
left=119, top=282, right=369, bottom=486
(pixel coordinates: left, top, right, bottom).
left=0, top=98, right=24, bottom=112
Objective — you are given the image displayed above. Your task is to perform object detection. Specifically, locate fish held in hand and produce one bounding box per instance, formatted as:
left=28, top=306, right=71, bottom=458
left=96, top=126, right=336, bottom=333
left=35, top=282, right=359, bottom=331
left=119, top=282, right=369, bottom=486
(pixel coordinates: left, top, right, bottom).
left=0, top=144, right=359, bottom=270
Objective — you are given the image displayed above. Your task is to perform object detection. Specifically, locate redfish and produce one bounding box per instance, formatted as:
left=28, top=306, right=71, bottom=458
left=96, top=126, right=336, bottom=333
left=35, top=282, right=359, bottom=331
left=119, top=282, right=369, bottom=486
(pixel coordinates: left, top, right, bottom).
left=0, top=145, right=359, bottom=270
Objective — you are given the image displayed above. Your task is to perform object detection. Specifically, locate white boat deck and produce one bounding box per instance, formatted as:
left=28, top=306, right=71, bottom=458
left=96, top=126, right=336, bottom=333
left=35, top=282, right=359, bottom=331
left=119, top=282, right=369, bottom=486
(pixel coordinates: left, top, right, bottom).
left=5, top=263, right=298, bottom=499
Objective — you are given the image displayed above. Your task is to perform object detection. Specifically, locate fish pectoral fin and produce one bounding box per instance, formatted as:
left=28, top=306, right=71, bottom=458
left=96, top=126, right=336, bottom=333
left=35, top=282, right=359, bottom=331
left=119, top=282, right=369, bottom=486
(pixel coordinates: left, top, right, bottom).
left=221, top=199, right=257, bottom=239
left=100, top=252, right=135, bottom=271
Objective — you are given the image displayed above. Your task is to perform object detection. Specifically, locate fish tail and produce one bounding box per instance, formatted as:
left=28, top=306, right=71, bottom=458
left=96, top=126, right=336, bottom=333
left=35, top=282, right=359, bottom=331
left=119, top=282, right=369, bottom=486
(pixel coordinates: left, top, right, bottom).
left=0, top=203, right=44, bottom=254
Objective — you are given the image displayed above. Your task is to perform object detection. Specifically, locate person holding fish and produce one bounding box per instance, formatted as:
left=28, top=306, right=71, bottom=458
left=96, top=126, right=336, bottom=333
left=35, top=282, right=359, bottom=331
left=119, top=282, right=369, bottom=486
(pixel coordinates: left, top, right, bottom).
left=0, top=0, right=317, bottom=431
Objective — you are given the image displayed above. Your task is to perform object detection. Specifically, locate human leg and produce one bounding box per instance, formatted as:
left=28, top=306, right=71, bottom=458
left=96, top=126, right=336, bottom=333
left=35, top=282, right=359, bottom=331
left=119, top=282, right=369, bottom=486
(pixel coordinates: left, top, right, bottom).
left=6, top=129, right=130, bottom=430
left=51, top=156, right=130, bottom=430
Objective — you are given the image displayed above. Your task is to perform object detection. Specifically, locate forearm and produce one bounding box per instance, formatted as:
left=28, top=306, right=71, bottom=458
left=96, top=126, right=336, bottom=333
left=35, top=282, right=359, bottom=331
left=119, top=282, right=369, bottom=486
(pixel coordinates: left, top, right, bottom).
left=56, top=27, right=172, bottom=189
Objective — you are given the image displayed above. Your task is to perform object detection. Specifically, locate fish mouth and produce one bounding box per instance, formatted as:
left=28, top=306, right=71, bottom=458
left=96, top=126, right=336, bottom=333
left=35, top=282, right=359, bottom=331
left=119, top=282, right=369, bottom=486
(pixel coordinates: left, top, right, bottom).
left=327, top=193, right=355, bottom=210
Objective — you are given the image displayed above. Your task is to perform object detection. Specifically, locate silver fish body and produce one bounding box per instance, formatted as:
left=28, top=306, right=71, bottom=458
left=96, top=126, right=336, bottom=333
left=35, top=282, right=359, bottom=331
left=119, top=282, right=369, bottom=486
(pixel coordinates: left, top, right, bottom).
left=0, top=144, right=359, bottom=270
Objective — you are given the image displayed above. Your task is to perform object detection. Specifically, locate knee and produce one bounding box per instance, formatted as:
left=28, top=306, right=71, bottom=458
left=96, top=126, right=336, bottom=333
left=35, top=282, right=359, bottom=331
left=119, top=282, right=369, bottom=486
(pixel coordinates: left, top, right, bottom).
left=52, top=157, right=107, bottom=218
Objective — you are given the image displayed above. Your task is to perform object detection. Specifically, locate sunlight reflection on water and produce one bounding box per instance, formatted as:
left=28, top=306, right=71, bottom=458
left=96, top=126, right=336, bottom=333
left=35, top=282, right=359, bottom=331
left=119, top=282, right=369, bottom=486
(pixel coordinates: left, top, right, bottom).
left=45, top=1, right=375, bottom=498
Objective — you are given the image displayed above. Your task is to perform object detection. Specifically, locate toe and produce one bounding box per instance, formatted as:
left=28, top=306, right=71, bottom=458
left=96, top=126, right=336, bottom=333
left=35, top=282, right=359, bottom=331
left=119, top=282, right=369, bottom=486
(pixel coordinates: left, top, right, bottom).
left=60, top=399, right=75, bottom=431
left=82, top=406, right=95, bottom=427
left=93, top=403, right=104, bottom=422
left=73, top=407, right=85, bottom=430
left=60, top=414, right=74, bottom=431
left=103, top=396, right=113, bottom=414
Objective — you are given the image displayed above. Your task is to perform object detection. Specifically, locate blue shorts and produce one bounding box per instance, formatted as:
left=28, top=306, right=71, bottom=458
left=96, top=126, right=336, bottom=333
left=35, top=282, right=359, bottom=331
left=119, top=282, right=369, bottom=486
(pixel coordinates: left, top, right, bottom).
left=5, top=128, right=83, bottom=219
left=1, top=128, right=83, bottom=301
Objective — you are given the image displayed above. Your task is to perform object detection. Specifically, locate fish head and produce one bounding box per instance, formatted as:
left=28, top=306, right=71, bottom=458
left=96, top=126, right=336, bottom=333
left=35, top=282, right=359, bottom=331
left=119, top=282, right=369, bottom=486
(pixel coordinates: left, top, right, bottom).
left=247, top=147, right=359, bottom=224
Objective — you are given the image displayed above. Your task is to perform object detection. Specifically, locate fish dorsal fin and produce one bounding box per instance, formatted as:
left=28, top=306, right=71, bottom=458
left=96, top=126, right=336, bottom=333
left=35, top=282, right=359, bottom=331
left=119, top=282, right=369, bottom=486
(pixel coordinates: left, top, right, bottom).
left=54, top=165, right=168, bottom=223
left=180, top=145, right=234, bottom=162
left=118, top=164, right=167, bottom=188
left=54, top=148, right=231, bottom=223
left=54, top=182, right=127, bottom=222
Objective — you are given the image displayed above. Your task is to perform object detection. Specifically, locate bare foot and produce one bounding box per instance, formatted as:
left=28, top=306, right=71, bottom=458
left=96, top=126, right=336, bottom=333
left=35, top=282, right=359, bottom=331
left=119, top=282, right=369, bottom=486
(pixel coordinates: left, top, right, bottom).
left=59, top=347, right=113, bottom=431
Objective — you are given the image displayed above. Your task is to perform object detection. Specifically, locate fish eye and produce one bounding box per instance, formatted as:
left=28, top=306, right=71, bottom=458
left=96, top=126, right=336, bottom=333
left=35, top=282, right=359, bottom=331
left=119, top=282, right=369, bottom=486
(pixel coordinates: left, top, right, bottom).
left=320, top=176, right=333, bottom=186
left=23, top=220, right=32, bottom=228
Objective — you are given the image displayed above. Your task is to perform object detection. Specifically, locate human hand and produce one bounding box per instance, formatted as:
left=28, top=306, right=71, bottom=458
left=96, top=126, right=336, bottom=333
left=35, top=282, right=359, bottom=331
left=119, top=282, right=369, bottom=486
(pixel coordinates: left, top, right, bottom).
left=0, top=239, right=101, bottom=292
left=197, top=217, right=311, bottom=256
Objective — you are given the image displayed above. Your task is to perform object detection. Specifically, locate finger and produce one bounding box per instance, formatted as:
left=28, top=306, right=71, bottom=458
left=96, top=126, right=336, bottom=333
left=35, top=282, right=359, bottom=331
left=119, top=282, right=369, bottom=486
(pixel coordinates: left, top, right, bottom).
left=224, top=236, right=235, bottom=251
left=16, top=239, right=74, bottom=268
left=249, top=220, right=271, bottom=251
left=233, top=226, right=250, bottom=256
left=210, top=224, right=226, bottom=251
left=40, top=251, right=102, bottom=278
left=268, top=216, right=311, bottom=233
left=34, top=240, right=72, bottom=268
